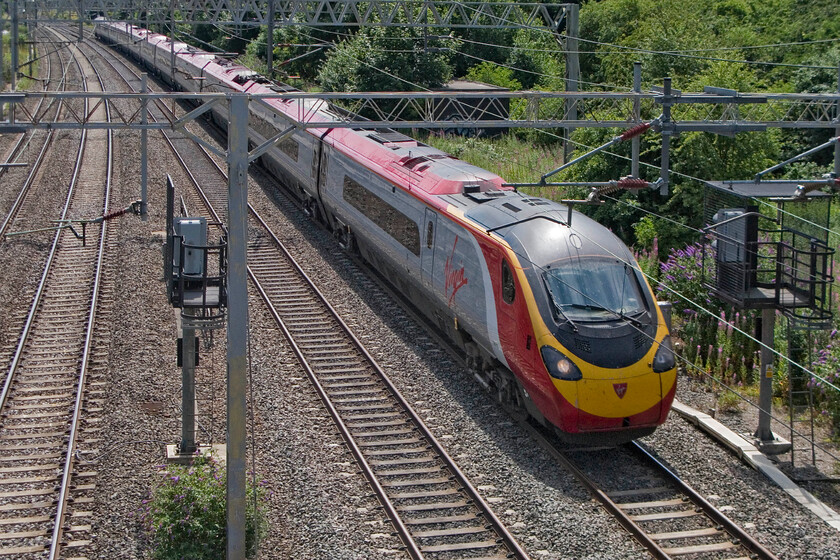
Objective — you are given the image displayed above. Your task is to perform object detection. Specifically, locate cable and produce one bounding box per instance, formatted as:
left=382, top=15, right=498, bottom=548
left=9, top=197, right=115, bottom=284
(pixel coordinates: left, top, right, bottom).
left=296, top=24, right=631, bottom=91
left=530, top=127, right=840, bottom=240
left=163, top=18, right=839, bottom=394
left=566, top=216, right=840, bottom=394
left=600, top=192, right=706, bottom=235
left=446, top=0, right=840, bottom=71
left=451, top=33, right=840, bottom=55
left=453, top=48, right=632, bottom=91
left=447, top=125, right=838, bottom=394
left=562, top=34, right=839, bottom=70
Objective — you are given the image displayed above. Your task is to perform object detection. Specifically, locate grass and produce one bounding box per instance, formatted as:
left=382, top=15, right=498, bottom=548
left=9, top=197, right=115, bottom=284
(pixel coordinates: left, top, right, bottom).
left=418, top=132, right=566, bottom=190
left=717, top=389, right=743, bottom=413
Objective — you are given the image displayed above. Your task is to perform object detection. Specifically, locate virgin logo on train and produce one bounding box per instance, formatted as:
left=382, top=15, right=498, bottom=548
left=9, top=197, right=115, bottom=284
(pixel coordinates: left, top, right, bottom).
left=613, top=383, right=628, bottom=398
left=444, top=236, right=468, bottom=306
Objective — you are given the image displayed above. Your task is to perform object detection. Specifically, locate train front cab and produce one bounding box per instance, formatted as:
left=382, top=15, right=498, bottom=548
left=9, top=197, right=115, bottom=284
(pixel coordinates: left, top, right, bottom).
left=499, top=228, right=677, bottom=444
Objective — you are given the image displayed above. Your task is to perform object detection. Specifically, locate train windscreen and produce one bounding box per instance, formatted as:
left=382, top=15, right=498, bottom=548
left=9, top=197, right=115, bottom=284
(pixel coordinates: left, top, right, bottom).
left=542, top=258, right=646, bottom=323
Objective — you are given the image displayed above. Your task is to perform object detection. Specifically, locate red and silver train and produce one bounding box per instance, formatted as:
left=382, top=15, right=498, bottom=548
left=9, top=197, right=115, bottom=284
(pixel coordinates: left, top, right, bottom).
left=95, top=21, right=677, bottom=443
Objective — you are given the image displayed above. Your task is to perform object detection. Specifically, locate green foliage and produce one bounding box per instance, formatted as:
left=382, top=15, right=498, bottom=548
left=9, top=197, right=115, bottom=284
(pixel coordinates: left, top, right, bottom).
left=579, top=0, right=840, bottom=89
left=418, top=132, right=566, bottom=185
left=317, top=26, right=454, bottom=92
left=451, top=28, right=513, bottom=78
left=506, top=28, right=564, bottom=90
left=632, top=216, right=658, bottom=251
left=244, top=24, right=335, bottom=83
left=717, top=389, right=743, bottom=413
left=465, top=62, right=521, bottom=90
left=656, top=243, right=759, bottom=386
left=140, top=455, right=266, bottom=560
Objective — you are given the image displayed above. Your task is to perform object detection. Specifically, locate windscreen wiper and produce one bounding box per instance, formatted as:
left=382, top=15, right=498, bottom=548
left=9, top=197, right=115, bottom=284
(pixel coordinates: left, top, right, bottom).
left=568, top=303, right=645, bottom=328
left=552, top=301, right=579, bottom=332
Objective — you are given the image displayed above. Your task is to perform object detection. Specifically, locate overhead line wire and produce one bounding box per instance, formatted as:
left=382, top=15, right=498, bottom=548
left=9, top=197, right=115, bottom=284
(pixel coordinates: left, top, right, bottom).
left=561, top=34, right=839, bottom=70
left=449, top=34, right=840, bottom=55
left=451, top=0, right=839, bottom=70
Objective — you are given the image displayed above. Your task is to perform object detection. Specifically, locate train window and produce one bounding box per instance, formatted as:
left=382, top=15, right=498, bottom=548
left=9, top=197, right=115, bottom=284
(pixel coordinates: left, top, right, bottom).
left=426, top=221, right=434, bottom=249
left=343, top=176, right=420, bottom=256
left=278, top=138, right=299, bottom=162
left=502, top=260, right=515, bottom=304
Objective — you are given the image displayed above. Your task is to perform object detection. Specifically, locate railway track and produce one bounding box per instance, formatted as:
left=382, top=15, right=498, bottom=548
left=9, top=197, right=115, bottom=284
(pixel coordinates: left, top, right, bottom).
left=246, top=213, right=529, bottom=560
left=86, top=30, right=530, bottom=560
left=0, top=27, right=78, bottom=240
left=518, top=420, right=778, bottom=560
left=0, top=30, right=114, bottom=559
left=341, top=249, right=783, bottom=560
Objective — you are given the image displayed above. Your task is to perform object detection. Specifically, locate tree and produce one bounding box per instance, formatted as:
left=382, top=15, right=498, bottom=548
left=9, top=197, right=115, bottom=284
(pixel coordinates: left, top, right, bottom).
left=317, top=26, right=454, bottom=92
left=245, top=23, right=337, bottom=82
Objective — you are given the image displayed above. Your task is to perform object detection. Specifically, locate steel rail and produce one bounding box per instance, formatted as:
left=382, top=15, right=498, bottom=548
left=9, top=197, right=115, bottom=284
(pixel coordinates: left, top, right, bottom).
left=0, top=27, right=75, bottom=239
left=247, top=203, right=531, bottom=560
left=107, top=32, right=773, bottom=560
left=47, top=28, right=115, bottom=560
left=247, top=272, right=425, bottom=559
left=628, top=441, right=779, bottom=560
left=0, top=27, right=55, bottom=186
left=0, top=25, right=112, bottom=558
left=95, top=44, right=529, bottom=559
left=0, top=34, right=88, bottom=414
left=517, top=420, right=670, bottom=559
left=517, top=417, right=778, bottom=560
left=162, top=113, right=529, bottom=556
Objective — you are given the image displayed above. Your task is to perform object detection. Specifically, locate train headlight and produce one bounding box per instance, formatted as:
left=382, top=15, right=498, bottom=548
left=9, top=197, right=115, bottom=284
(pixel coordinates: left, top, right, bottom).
left=540, top=346, right=582, bottom=381
left=652, top=335, right=676, bottom=373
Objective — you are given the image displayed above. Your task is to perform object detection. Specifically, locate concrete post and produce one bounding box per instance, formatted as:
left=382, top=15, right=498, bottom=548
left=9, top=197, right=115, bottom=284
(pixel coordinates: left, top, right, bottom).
left=11, top=0, right=17, bottom=90
left=141, top=74, right=148, bottom=220
left=659, top=77, right=672, bottom=195
left=226, top=94, right=249, bottom=560
left=266, top=0, right=274, bottom=78
left=755, top=308, right=775, bottom=442
left=563, top=3, right=579, bottom=162
left=632, top=62, right=641, bottom=178
left=179, top=313, right=197, bottom=454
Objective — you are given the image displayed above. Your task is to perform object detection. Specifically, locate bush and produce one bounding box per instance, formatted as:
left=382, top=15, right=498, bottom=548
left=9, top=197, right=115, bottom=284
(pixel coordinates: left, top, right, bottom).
left=809, top=328, right=840, bottom=438
left=140, top=455, right=266, bottom=560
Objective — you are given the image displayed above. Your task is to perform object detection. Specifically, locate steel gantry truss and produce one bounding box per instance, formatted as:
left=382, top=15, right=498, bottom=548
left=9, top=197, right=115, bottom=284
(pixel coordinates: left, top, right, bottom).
left=3, top=88, right=839, bottom=130
left=3, top=85, right=839, bottom=191
left=6, top=0, right=574, bottom=27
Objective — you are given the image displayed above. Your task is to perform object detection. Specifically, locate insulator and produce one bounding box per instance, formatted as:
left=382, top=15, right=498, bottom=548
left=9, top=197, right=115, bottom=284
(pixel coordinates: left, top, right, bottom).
left=616, top=177, right=649, bottom=189
left=593, top=182, right=621, bottom=197
left=102, top=207, right=129, bottom=221
left=619, top=121, right=652, bottom=141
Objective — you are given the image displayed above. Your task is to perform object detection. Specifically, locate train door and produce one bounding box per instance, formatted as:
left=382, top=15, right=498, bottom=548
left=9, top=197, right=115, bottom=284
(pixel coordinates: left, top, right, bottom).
left=421, top=209, right=437, bottom=289
left=312, top=140, right=330, bottom=223
left=317, top=138, right=333, bottom=196
left=497, top=256, right=517, bottom=351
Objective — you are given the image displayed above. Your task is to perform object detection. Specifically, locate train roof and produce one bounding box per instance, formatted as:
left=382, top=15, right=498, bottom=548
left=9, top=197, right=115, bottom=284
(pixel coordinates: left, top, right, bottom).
left=100, top=22, right=513, bottom=200
left=450, top=190, right=633, bottom=267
